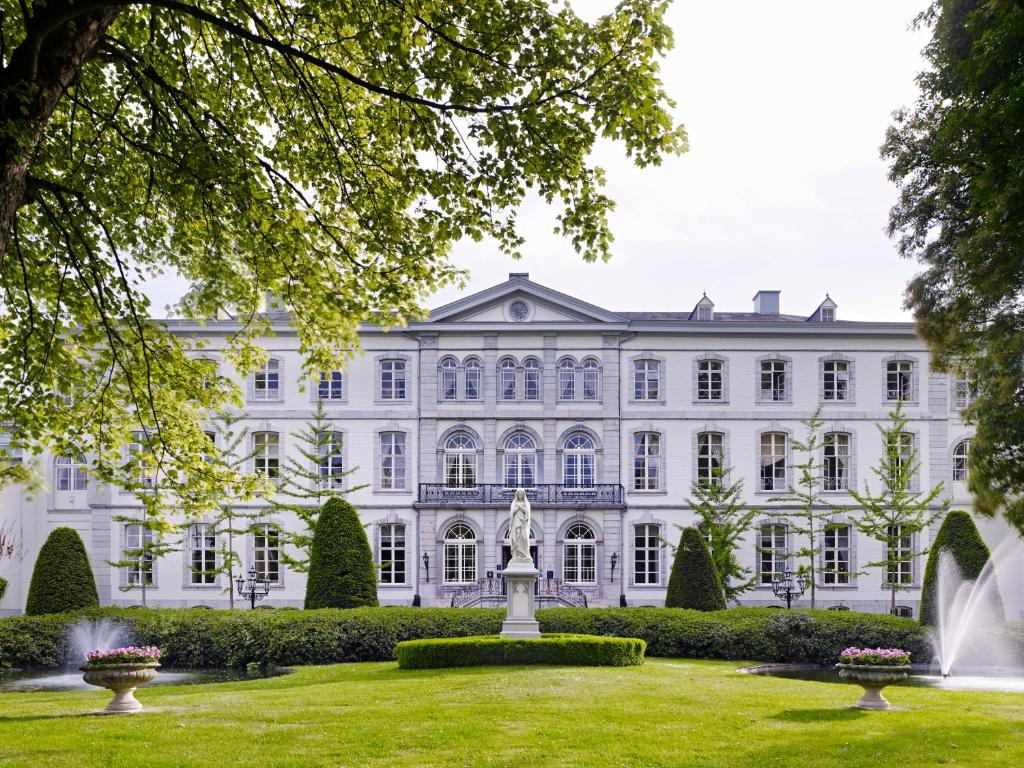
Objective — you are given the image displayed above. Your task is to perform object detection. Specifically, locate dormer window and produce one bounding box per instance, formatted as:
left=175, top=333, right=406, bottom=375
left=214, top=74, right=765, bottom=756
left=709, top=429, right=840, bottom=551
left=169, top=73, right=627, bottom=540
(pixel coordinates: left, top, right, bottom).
left=696, top=304, right=712, bottom=321
left=820, top=306, right=835, bottom=323
left=692, top=294, right=714, bottom=321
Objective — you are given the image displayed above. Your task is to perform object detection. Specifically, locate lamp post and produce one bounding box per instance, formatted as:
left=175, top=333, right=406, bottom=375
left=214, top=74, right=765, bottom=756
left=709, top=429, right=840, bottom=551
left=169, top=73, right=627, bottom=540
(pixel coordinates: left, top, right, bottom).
left=610, top=552, right=618, bottom=582
left=771, top=569, right=807, bottom=609
left=422, top=552, right=430, bottom=583
left=235, top=566, right=270, bottom=609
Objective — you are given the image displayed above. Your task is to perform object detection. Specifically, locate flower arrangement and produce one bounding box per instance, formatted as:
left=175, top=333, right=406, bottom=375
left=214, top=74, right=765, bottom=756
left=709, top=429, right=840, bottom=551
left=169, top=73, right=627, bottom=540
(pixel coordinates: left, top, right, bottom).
left=85, top=646, right=161, bottom=666
left=839, top=647, right=911, bottom=667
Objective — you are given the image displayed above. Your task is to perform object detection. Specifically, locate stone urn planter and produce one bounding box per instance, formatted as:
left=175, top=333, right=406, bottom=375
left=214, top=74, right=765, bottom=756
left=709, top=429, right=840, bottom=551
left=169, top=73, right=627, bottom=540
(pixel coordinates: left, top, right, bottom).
left=836, top=663, right=911, bottom=710
left=80, top=663, right=160, bottom=713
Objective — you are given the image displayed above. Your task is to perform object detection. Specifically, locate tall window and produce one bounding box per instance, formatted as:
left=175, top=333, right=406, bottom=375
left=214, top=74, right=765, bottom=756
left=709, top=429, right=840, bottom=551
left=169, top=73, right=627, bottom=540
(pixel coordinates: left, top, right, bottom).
left=886, top=360, right=913, bottom=401
left=952, top=371, right=975, bottom=409
left=697, top=432, right=723, bottom=485
left=443, top=523, right=476, bottom=583
left=253, top=524, right=280, bottom=584
left=189, top=523, right=217, bottom=585
left=633, top=432, right=660, bottom=491
left=379, top=524, right=406, bottom=585
left=318, top=371, right=344, bottom=400
left=524, top=358, right=541, bottom=400
left=822, top=360, right=849, bottom=401
left=253, top=359, right=280, bottom=400
left=253, top=432, right=280, bottom=478
left=583, top=358, right=600, bottom=401
left=634, top=523, right=660, bottom=585
left=379, top=432, right=406, bottom=490
left=504, top=433, right=536, bottom=486
left=379, top=358, right=407, bottom=400
left=563, top=433, right=595, bottom=487
left=559, top=359, right=576, bottom=400
left=465, top=359, right=482, bottom=400
left=823, top=433, right=850, bottom=491
left=953, top=439, right=971, bottom=482
left=439, top=357, right=458, bottom=401
left=759, top=433, right=787, bottom=491
left=697, top=359, right=723, bottom=401
left=444, top=433, right=477, bottom=487
left=499, top=358, right=517, bottom=400
left=888, top=432, right=914, bottom=485
left=124, top=524, right=154, bottom=585
left=563, top=523, right=596, bottom=584
left=760, top=360, right=787, bottom=401
left=633, top=360, right=661, bottom=400
left=758, top=523, right=788, bottom=584
left=823, top=524, right=851, bottom=585
left=55, top=454, right=87, bottom=491
left=886, top=525, right=913, bottom=586
left=318, top=432, right=345, bottom=489
left=126, top=433, right=156, bottom=488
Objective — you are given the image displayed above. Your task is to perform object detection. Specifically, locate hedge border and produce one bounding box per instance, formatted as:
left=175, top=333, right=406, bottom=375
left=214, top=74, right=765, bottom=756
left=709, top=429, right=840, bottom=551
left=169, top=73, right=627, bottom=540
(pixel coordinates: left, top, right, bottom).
left=396, top=633, right=646, bottom=669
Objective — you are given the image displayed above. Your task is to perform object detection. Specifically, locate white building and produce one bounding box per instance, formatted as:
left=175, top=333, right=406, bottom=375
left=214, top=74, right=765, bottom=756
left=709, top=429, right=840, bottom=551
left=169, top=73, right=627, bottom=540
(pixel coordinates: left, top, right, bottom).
left=0, top=273, right=1015, bottom=616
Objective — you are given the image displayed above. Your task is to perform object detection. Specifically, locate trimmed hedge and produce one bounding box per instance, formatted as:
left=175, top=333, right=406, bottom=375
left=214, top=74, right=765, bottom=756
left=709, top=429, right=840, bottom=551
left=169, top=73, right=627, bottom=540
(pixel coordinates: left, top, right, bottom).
left=305, top=498, right=378, bottom=609
left=0, top=606, right=959, bottom=670
left=665, top=527, right=726, bottom=610
left=0, top=576, right=7, bottom=600
left=396, top=634, right=646, bottom=669
left=25, top=527, right=99, bottom=615
left=920, top=510, right=998, bottom=626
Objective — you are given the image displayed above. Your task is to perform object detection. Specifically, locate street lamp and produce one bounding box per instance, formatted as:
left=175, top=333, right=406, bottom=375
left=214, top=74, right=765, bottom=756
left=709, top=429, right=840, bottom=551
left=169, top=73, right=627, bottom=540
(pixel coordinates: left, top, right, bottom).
left=771, top=569, right=807, bottom=609
left=422, top=552, right=430, bottom=583
left=610, top=552, right=618, bottom=582
left=235, top=566, right=270, bottom=609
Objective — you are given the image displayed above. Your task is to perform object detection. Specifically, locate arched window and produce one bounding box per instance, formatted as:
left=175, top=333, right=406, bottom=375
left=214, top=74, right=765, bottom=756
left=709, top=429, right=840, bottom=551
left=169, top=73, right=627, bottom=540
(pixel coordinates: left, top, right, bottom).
left=253, top=432, right=280, bottom=478
left=563, top=433, right=595, bottom=487
left=499, top=358, right=518, bottom=400
left=953, top=439, right=972, bottom=482
left=439, top=357, right=458, bottom=401
left=253, top=358, right=281, bottom=400
left=697, top=432, right=723, bottom=485
left=563, top=523, right=596, bottom=584
left=55, top=454, right=87, bottom=491
left=464, top=358, right=482, bottom=400
left=504, top=433, right=536, bottom=487
left=318, top=432, right=345, bottom=489
left=582, top=358, right=601, bottom=400
left=559, top=358, right=576, bottom=400
left=443, top=523, right=477, bottom=583
left=444, top=433, right=477, bottom=487
left=523, top=358, right=541, bottom=400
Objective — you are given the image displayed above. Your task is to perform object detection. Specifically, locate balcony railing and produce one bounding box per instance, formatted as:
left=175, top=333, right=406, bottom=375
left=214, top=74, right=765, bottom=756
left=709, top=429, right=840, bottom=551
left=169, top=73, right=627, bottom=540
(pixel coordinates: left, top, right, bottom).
left=417, top=483, right=623, bottom=506
left=449, top=575, right=588, bottom=609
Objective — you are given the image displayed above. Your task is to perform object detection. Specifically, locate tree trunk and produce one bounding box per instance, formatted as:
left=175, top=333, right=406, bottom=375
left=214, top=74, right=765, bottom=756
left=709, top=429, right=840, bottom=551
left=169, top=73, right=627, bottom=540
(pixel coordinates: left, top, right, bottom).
left=0, top=4, right=121, bottom=256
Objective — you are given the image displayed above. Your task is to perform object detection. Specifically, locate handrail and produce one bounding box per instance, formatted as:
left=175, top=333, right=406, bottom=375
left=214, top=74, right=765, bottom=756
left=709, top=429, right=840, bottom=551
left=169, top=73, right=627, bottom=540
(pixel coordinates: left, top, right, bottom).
left=419, top=483, right=623, bottom=506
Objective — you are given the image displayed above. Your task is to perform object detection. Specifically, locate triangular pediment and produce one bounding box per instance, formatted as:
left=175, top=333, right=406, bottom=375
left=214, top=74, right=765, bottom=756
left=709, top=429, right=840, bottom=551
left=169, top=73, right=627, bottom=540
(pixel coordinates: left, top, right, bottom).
left=428, top=274, right=624, bottom=324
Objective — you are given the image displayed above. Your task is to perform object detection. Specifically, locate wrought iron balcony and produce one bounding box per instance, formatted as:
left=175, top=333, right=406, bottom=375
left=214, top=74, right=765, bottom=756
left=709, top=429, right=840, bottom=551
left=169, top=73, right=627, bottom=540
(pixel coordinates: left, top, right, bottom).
left=417, top=483, right=623, bottom=506
left=449, top=574, right=588, bottom=609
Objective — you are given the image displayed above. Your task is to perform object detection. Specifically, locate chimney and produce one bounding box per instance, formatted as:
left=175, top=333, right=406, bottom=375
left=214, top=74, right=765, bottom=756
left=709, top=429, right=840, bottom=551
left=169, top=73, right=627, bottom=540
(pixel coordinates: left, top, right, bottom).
left=509, top=272, right=529, bottom=280
left=752, top=290, right=781, bottom=315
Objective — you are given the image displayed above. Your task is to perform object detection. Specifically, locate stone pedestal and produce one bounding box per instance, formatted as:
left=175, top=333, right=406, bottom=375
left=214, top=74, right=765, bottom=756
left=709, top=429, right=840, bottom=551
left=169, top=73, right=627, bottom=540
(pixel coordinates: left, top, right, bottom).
left=500, top=560, right=541, bottom=639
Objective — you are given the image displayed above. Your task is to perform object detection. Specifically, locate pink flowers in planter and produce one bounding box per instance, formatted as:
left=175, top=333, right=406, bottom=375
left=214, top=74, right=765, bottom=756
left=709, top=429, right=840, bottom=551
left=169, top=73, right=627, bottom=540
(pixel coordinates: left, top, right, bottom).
left=839, top=647, right=911, bottom=666
left=85, top=646, right=161, bottom=665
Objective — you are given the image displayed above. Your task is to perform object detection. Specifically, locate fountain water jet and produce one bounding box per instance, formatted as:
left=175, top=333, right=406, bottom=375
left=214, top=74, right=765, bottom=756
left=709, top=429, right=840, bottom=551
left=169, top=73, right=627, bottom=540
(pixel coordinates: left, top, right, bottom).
left=68, top=618, right=129, bottom=666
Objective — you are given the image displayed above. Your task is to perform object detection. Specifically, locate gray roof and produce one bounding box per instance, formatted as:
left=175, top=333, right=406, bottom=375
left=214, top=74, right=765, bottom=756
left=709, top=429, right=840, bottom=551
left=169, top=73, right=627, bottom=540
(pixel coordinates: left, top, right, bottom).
left=620, top=311, right=809, bottom=322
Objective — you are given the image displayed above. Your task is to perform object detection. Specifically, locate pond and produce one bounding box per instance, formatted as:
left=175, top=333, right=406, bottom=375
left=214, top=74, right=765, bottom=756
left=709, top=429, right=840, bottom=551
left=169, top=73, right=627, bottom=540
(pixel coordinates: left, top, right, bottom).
left=741, top=663, right=1024, bottom=693
left=0, top=666, right=286, bottom=693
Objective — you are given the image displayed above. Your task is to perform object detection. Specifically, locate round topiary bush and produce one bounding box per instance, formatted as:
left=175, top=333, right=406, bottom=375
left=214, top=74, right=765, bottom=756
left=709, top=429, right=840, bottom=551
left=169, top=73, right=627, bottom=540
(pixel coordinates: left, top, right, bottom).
left=396, top=634, right=646, bottom=669
left=665, top=527, right=726, bottom=611
left=920, top=510, right=999, bottom=626
left=304, top=497, right=378, bottom=609
left=25, top=527, right=99, bottom=615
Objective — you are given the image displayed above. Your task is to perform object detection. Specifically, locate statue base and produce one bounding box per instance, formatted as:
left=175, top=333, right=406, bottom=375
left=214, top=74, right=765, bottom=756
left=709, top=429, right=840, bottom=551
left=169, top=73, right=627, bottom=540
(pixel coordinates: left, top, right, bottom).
left=500, top=559, right=541, bottom=639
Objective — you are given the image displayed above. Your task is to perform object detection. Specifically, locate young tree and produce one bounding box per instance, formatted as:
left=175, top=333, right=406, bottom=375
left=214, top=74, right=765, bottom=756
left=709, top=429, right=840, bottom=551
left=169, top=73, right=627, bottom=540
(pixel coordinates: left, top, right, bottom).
left=769, top=408, right=838, bottom=609
left=664, top=527, right=726, bottom=611
left=0, top=2, right=685, bottom=523
left=305, top=497, right=378, bottom=610
left=849, top=404, right=948, bottom=615
left=685, top=466, right=758, bottom=603
left=272, top=399, right=363, bottom=573
left=25, top=527, right=99, bottom=615
left=883, top=1, right=1024, bottom=530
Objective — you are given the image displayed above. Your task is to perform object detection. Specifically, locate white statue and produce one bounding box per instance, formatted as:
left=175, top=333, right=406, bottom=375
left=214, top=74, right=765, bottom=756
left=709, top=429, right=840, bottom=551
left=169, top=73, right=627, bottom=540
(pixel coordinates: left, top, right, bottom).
left=508, top=488, right=532, bottom=564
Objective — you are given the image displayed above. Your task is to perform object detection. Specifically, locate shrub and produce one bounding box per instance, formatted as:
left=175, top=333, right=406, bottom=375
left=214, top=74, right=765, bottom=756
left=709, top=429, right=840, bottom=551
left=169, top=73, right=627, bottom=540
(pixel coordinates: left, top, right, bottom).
left=0, top=576, right=7, bottom=600
left=304, top=497, right=378, bottom=609
left=665, top=527, right=726, bottom=610
left=919, top=510, right=998, bottom=626
left=396, top=634, right=645, bottom=669
left=25, top=528, right=99, bottom=616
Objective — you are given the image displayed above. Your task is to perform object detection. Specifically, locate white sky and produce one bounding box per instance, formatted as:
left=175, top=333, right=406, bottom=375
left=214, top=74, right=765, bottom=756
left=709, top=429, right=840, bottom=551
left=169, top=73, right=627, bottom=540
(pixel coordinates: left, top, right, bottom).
left=145, top=0, right=931, bottom=321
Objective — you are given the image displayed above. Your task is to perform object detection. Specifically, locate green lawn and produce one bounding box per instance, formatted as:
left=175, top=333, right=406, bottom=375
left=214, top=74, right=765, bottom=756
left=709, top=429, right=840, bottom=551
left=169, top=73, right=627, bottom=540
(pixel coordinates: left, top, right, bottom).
left=1, top=659, right=1022, bottom=767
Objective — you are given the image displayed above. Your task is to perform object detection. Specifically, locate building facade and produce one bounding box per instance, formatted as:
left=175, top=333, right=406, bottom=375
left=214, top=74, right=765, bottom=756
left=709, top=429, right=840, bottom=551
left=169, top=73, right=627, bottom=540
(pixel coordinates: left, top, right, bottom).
left=0, top=273, right=1016, bottom=617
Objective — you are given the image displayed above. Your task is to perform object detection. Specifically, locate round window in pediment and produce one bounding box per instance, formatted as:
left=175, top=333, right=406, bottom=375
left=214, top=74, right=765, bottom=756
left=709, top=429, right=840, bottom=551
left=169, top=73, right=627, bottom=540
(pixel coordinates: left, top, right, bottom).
left=509, top=300, right=530, bottom=321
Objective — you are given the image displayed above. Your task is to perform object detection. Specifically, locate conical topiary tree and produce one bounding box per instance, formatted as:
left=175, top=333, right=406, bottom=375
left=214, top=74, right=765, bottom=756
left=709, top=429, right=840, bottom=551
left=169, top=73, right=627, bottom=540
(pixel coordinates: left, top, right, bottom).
left=304, top=497, right=378, bottom=609
left=920, top=510, right=999, bottom=626
left=665, top=526, right=726, bottom=611
left=26, top=527, right=99, bottom=615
